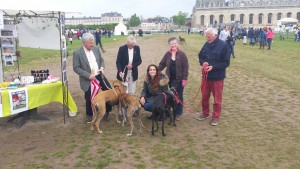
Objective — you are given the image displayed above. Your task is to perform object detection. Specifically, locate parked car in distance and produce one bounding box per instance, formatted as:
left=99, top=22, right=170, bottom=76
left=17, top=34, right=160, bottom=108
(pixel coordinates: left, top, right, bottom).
left=191, top=28, right=204, bottom=34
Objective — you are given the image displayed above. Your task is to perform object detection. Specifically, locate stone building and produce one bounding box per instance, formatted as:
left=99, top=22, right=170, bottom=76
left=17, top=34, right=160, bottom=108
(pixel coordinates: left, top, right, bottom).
left=191, top=0, right=300, bottom=28
left=65, top=12, right=123, bottom=26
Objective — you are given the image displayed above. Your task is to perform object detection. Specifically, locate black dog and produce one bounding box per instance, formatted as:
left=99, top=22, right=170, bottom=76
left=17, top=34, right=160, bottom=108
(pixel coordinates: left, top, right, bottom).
left=151, top=88, right=178, bottom=136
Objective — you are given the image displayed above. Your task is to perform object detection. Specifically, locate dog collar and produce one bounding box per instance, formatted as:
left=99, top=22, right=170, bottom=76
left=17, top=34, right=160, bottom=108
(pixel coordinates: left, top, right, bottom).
left=162, top=92, right=167, bottom=106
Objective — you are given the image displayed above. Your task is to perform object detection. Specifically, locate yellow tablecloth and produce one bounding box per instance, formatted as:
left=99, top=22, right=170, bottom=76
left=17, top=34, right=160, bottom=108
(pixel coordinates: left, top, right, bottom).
left=1, top=81, right=77, bottom=117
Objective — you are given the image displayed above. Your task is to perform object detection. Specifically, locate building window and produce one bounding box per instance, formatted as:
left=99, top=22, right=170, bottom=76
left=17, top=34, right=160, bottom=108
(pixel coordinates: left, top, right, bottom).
left=231, top=14, right=235, bottom=21
left=249, top=14, right=254, bottom=24
left=277, top=13, right=282, bottom=20
left=201, top=15, right=205, bottom=25
left=258, top=13, right=263, bottom=24
left=219, top=15, right=224, bottom=24
left=268, top=13, right=273, bottom=24
left=210, top=15, right=214, bottom=24
left=240, top=14, right=244, bottom=24
left=287, top=12, right=292, bottom=18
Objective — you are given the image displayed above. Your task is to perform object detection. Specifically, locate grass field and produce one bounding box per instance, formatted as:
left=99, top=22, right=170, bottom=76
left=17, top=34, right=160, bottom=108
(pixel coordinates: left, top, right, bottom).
left=1, top=34, right=299, bottom=169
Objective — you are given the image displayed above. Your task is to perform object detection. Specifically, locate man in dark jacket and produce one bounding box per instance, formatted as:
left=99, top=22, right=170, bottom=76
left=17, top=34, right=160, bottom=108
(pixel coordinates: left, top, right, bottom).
left=116, top=35, right=142, bottom=95
left=197, top=27, right=230, bottom=126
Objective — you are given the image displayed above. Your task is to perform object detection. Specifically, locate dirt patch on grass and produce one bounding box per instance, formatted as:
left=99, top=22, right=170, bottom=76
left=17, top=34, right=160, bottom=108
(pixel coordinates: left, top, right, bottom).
left=0, top=35, right=299, bottom=169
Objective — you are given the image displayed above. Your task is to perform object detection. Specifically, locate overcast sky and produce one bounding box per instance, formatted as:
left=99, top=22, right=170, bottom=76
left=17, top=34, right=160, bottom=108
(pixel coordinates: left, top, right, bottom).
left=66, top=0, right=195, bottom=18
left=1, top=0, right=195, bottom=19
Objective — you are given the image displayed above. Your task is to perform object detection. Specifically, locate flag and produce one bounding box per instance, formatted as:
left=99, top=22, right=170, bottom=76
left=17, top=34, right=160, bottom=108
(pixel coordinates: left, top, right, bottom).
left=90, top=79, right=101, bottom=102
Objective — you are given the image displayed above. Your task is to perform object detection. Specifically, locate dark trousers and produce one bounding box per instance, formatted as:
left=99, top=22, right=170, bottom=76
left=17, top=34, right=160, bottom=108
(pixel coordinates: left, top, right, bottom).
left=169, top=80, right=184, bottom=117
left=84, top=74, right=112, bottom=116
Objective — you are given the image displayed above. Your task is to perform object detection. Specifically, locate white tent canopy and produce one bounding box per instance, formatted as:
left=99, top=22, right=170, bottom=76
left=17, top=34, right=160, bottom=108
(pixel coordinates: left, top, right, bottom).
left=0, top=2, right=68, bottom=82
left=278, top=18, right=299, bottom=23
left=0, top=1, right=72, bottom=50
left=114, top=22, right=128, bottom=35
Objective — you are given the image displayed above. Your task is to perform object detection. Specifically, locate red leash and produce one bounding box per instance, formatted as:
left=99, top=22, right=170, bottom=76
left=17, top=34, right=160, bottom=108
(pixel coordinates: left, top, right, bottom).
left=171, top=65, right=209, bottom=113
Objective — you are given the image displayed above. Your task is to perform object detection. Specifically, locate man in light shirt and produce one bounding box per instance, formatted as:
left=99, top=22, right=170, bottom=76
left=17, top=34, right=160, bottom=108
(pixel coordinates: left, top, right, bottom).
left=116, top=35, right=142, bottom=95
left=219, top=25, right=230, bottom=42
left=73, top=33, right=108, bottom=122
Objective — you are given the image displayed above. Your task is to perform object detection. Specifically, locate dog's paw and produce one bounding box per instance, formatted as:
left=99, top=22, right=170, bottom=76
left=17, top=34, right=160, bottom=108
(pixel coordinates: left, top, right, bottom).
left=98, top=130, right=103, bottom=134
left=126, top=133, right=132, bottom=137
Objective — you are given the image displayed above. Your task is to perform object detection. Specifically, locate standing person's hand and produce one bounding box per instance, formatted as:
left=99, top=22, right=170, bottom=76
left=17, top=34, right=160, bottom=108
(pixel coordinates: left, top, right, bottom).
left=119, top=72, right=125, bottom=78
left=201, top=62, right=209, bottom=72
left=99, top=67, right=104, bottom=74
left=182, top=80, right=187, bottom=87
left=89, top=74, right=95, bottom=80
left=207, top=66, right=213, bottom=72
left=126, top=64, right=132, bottom=70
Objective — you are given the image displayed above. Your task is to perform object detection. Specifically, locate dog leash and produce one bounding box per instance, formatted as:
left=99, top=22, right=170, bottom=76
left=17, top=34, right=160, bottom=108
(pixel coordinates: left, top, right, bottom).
left=100, top=73, right=112, bottom=90
left=170, top=67, right=209, bottom=113
left=121, top=67, right=127, bottom=83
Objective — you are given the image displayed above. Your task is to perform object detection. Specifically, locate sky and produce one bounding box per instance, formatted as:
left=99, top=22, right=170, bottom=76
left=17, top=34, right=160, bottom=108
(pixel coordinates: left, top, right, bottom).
left=1, top=0, right=195, bottom=19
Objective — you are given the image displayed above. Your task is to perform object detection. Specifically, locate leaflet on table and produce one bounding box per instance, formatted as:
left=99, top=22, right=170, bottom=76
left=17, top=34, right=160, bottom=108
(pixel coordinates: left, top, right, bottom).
left=0, top=93, right=3, bottom=117
left=8, top=88, right=28, bottom=115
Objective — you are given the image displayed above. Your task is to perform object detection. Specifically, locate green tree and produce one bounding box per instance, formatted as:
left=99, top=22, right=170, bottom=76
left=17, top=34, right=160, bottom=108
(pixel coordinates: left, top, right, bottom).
left=172, top=11, right=188, bottom=28
left=129, top=14, right=141, bottom=27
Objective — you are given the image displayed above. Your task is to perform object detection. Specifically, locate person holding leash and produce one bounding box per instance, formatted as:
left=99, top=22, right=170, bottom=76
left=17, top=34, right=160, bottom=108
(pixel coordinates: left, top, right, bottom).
left=158, top=37, right=189, bottom=121
left=197, top=27, right=230, bottom=126
left=116, top=35, right=142, bottom=95
left=73, top=33, right=111, bottom=122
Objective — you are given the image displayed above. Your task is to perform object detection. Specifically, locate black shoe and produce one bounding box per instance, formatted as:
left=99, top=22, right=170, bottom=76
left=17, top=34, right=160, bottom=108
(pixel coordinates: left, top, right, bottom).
left=102, top=112, right=109, bottom=121
left=86, top=115, right=93, bottom=123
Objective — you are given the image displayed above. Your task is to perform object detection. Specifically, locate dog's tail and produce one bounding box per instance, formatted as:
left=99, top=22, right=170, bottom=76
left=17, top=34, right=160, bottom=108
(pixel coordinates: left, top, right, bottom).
left=90, top=103, right=100, bottom=124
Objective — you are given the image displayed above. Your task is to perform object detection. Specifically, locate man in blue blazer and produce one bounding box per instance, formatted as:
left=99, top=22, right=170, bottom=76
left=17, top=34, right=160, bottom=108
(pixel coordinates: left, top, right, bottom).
left=73, top=33, right=110, bottom=122
left=116, top=35, right=142, bottom=95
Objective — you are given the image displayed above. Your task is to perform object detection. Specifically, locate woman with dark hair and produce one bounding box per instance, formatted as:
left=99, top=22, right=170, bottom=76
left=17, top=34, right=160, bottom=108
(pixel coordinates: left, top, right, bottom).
left=140, top=64, right=169, bottom=115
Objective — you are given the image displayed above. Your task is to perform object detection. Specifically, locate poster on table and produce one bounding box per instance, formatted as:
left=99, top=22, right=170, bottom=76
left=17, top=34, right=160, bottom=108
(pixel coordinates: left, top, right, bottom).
left=4, top=54, right=14, bottom=66
left=8, top=88, right=28, bottom=115
left=0, top=93, right=3, bottom=117
left=0, top=29, right=14, bottom=37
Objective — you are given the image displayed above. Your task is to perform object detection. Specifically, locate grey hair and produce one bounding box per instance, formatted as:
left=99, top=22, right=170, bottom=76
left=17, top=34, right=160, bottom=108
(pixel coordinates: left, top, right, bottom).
left=82, top=33, right=94, bottom=43
left=168, top=37, right=179, bottom=43
left=205, top=27, right=218, bottom=36
left=126, top=35, right=136, bottom=45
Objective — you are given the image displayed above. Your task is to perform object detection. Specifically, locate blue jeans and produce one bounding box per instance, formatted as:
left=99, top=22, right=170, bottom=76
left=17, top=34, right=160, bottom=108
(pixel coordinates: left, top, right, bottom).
left=143, top=98, right=154, bottom=111
left=250, top=38, right=255, bottom=45
left=229, top=41, right=235, bottom=57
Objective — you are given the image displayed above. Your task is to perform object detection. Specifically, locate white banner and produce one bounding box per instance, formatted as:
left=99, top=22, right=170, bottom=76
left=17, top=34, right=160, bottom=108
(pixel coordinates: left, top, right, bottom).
left=0, top=10, right=4, bottom=29
left=8, top=88, right=28, bottom=115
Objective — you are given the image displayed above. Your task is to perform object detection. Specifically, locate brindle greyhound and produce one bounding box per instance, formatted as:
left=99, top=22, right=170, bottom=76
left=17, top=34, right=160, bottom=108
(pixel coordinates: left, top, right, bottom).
left=119, top=93, right=145, bottom=136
